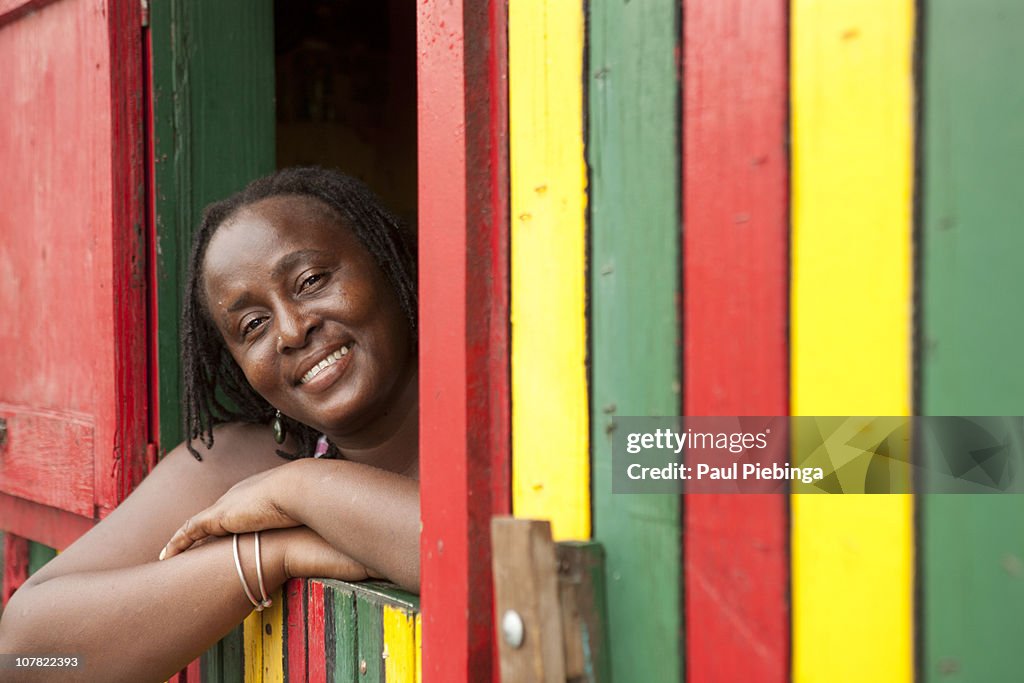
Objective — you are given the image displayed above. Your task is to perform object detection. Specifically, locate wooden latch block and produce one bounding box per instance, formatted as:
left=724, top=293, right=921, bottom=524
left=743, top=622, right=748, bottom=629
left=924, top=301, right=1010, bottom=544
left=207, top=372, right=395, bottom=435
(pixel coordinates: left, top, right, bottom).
left=491, top=517, right=610, bottom=683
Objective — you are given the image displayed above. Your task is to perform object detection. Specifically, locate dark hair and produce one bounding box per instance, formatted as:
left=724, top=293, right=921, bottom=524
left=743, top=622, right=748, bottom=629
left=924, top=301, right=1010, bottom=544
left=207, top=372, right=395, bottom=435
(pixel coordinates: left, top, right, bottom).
left=181, top=167, right=417, bottom=461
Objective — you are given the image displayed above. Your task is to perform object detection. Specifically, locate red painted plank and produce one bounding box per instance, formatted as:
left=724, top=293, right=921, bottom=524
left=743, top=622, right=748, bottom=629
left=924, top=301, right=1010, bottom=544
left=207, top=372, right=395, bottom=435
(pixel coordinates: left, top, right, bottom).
left=287, top=579, right=309, bottom=683
left=0, top=405, right=95, bottom=516
left=104, top=0, right=149, bottom=513
left=0, top=493, right=94, bottom=550
left=2, top=533, right=29, bottom=607
left=417, top=1, right=510, bottom=681
left=0, top=0, right=58, bottom=28
left=682, top=1, right=790, bottom=681
left=306, top=580, right=326, bottom=683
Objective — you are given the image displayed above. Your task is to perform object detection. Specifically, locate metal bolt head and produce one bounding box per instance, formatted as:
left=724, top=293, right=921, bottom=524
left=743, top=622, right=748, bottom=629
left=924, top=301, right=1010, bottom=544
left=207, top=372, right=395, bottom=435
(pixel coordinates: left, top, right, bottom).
left=359, top=659, right=367, bottom=675
left=501, top=609, right=525, bottom=649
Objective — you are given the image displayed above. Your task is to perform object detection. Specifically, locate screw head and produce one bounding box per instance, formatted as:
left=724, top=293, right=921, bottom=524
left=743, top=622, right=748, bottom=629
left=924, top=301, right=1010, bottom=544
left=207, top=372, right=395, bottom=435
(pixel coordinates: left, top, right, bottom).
left=359, top=659, right=367, bottom=675
left=501, top=610, right=525, bottom=649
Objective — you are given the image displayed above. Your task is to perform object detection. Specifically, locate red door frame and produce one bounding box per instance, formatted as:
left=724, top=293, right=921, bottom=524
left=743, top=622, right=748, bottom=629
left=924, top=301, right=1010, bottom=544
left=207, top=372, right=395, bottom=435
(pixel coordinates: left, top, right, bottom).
left=417, top=1, right=511, bottom=680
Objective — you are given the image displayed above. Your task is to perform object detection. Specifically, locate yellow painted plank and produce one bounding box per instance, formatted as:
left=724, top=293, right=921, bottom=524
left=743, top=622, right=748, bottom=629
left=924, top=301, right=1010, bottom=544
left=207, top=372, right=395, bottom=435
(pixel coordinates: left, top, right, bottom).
left=509, top=0, right=590, bottom=540
left=790, top=1, right=915, bottom=682
left=243, top=609, right=262, bottom=683
left=383, top=604, right=417, bottom=681
left=242, top=588, right=284, bottom=683
left=415, top=612, right=422, bottom=682
left=261, top=589, right=285, bottom=683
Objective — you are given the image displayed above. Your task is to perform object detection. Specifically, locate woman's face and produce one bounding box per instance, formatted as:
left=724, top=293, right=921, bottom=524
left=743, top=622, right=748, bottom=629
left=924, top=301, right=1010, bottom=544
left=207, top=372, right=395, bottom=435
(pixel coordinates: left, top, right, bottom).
left=201, top=194, right=414, bottom=438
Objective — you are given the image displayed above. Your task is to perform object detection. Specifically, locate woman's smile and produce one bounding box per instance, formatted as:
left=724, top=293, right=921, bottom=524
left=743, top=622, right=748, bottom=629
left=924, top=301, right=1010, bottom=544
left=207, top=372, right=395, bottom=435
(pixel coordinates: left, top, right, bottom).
left=296, top=341, right=353, bottom=389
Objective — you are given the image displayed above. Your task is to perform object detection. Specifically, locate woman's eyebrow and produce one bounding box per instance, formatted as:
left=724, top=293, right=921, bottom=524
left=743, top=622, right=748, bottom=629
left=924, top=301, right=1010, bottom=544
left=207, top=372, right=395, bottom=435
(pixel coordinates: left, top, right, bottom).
left=272, top=249, right=325, bottom=278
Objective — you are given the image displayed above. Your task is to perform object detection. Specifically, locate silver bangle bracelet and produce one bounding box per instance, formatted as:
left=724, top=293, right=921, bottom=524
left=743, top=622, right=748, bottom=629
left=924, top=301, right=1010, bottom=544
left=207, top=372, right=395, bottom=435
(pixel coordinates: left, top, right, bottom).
left=233, top=533, right=263, bottom=611
left=254, top=531, right=272, bottom=609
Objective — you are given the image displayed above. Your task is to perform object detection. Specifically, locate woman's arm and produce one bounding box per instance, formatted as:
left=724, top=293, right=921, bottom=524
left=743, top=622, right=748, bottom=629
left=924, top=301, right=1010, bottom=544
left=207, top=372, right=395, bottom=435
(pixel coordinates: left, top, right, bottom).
left=160, top=457, right=421, bottom=592
left=0, top=425, right=365, bottom=681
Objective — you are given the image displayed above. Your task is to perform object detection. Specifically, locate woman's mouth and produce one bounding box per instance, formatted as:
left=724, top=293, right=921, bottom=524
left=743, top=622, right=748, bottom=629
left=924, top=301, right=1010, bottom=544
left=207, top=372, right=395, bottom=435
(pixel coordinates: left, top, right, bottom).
left=300, top=342, right=353, bottom=385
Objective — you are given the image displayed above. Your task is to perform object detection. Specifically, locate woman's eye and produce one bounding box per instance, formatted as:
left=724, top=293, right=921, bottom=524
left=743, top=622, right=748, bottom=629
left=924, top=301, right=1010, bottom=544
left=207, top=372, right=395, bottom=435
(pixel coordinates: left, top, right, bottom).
left=242, top=317, right=266, bottom=336
left=300, top=272, right=326, bottom=292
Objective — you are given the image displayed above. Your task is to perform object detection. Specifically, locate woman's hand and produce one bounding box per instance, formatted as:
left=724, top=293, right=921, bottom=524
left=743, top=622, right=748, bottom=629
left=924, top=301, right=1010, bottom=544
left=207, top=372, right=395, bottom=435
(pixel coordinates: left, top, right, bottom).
left=160, top=464, right=302, bottom=561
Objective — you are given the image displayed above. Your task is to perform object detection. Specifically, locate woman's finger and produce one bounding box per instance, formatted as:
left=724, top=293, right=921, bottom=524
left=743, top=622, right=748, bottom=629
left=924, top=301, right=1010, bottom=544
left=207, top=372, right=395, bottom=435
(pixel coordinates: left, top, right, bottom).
left=159, top=511, right=227, bottom=560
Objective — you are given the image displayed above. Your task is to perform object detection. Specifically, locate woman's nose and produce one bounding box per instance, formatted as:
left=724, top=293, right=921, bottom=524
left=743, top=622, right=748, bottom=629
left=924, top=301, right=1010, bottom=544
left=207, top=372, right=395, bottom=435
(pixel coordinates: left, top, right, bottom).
left=275, top=305, right=319, bottom=352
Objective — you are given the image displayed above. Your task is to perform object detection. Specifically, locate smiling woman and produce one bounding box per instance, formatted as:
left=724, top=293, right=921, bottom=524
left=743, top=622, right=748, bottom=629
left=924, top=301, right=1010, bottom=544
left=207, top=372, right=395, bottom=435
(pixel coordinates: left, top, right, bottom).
left=0, top=168, right=421, bottom=682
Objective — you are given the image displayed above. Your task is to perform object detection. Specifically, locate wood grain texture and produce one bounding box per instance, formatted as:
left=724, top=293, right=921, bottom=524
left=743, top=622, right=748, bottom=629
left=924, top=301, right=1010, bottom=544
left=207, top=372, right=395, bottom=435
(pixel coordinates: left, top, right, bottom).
left=1, top=533, right=27, bottom=607
left=919, top=1, right=1024, bottom=680
left=383, top=604, right=417, bottom=682
left=588, top=0, right=682, bottom=681
left=286, top=579, right=308, bottom=683
left=357, top=595, right=384, bottom=682
left=790, top=1, right=915, bottom=681
left=417, top=0, right=511, bottom=680
left=0, top=405, right=94, bottom=516
left=307, top=580, right=326, bottom=683
left=509, top=0, right=589, bottom=541
left=149, top=0, right=275, bottom=450
left=243, top=609, right=262, bottom=683
left=0, top=0, right=147, bottom=526
left=491, top=519, right=566, bottom=683
left=263, top=589, right=286, bottom=683
left=0, top=493, right=93, bottom=551
left=326, top=582, right=358, bottom=681
left=682, top=1, right=790, bottom=681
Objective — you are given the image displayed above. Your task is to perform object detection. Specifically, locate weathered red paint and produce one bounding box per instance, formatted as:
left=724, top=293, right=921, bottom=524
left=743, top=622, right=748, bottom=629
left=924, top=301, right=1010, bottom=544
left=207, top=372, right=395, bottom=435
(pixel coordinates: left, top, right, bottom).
left=0, top=0, right=148, bottom=540
left=287, top=578, right=309, bottom=682
left=417, top=0, right=510, bottom=680
left=306, top=580, right=326, bottom=683
left=1, top=533, right=28, bottom=607
left=0, top=493, right=93, bottom=551
left=682, top=1, right=790, bottom=681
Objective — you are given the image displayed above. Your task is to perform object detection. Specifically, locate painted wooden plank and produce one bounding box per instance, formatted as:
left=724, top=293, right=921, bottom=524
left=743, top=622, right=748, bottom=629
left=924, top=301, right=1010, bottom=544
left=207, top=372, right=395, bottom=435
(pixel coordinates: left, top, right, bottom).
left=1, top=533, right=27, bottom=607
left=0, top=492, right=93, bottom=551
left=241, top=590, right=284, bottom=683
left=243, top=610, right=263, bottom=683
left=307, top=580, right=327, bottom=683
left=509, top=0, right=589, bottom=541
left=417, top=0, right=511, bottom=681
left=919, top=1, right=1024, bottom=680
left=262, top=589, right=286, bottom=683
left=357, top=594, right=384, bottom=682
left=790, top=1, right=915, bottom=681
left=414, top=614, right=421, bottom=683
left=326, top=582, right=358, bottom=682
left=588, top=0, right=681, bottom=681
left=383, top=604, right=417, bottom=682
left=681, top=1, right=790, bottom=681
left=286, top=579, right=308, bottom=682
left=201, top=625, right=244, bottom=683
left=27, top=541, right=55, bottom=575
left=149, top=0, right=275, bottom=450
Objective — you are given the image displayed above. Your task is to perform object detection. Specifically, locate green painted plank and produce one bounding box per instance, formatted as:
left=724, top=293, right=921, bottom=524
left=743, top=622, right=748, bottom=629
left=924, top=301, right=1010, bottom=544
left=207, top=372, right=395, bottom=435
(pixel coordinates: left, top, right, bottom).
left=326, top=582, right=358, bottom=682
left=356, top=592, right=384, bottom=682
left=920, top=1, right=1024, bottom=681
left=201, top=624, right=244, bottom=683
left=150, top=0, right=275, bottom=450
left=588, top=1, right=682, bottom=682
left=27, top=542, right=56, bottom=576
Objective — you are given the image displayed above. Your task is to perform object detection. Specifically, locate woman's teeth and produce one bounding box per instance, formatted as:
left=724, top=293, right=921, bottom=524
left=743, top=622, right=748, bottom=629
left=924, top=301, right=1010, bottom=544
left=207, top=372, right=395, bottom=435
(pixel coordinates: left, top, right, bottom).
left=301, top=345, right=350, bottom=384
